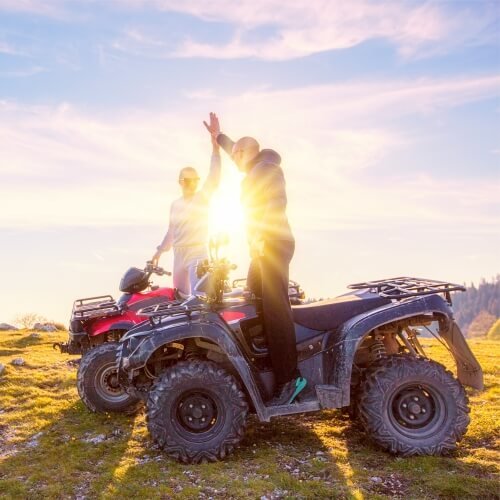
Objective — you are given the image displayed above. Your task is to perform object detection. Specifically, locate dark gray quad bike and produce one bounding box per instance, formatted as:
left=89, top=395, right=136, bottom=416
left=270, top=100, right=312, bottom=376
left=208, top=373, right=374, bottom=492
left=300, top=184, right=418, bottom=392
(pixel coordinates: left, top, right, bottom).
left=116, top=258, right=483, bottom=464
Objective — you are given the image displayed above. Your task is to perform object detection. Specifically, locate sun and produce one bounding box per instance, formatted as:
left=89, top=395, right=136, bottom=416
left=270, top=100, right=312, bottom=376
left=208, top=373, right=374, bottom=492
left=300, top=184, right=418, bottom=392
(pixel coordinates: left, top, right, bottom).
left=208, top=169, right=245, bottom=237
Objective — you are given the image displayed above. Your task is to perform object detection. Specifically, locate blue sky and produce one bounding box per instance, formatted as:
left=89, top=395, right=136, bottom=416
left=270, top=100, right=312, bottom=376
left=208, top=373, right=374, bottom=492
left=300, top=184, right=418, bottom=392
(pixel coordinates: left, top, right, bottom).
left=0, top=0, right=499, bottom=323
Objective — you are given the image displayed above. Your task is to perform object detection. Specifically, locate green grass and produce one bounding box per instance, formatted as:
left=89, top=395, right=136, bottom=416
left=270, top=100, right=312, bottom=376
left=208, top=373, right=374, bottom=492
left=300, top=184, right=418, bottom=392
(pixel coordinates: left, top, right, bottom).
left=0, top=331, right=498, bottom=499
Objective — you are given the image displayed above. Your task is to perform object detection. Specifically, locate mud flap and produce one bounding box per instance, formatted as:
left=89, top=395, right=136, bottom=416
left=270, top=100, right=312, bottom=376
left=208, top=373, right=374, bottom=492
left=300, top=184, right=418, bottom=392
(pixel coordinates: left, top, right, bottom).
left=440, top=321, right=483, bottom=390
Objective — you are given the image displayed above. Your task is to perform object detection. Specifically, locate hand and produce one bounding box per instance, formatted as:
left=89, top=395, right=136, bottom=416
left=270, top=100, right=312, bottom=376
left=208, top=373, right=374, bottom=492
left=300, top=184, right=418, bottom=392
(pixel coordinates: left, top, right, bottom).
left=203, top=112, right=220, bottom=140
left=152, top=250, right=162, bottom=264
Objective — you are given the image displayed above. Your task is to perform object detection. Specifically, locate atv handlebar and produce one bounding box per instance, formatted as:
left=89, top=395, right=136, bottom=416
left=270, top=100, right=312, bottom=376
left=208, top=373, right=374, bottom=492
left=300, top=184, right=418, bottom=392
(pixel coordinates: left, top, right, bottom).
left=145, top=261, right=172, bottom=277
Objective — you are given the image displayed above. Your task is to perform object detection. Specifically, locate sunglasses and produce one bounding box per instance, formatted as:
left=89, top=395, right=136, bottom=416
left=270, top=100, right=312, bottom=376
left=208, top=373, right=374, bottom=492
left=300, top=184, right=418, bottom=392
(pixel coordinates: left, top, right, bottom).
left=180, top=177, right=200, bottom=183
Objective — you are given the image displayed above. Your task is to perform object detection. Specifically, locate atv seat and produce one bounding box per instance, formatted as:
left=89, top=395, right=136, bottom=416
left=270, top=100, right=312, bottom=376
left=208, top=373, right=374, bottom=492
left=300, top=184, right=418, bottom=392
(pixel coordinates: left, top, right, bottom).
left=292, top=294, right=391, bottom=331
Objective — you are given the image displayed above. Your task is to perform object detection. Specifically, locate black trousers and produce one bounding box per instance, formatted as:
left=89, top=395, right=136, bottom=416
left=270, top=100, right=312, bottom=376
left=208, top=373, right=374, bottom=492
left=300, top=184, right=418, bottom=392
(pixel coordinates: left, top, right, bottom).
left=247, top=239, right=297, bottom=385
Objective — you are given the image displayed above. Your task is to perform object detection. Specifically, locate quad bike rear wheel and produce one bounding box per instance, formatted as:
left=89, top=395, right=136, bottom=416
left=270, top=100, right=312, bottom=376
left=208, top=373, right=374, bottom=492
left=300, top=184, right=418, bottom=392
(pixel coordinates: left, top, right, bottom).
left=77, top=342, right=142, bottom=414
left=147, top=360, right=248, bottom=464
left=357, top=355, right=470, bottom=456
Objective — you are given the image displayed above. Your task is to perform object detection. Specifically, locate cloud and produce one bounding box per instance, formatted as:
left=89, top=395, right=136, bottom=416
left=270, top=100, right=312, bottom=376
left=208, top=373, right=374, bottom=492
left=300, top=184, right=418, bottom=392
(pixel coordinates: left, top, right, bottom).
left=0, top=65, right=45, bottom=77
left=0, top=40, right=24, bottom=55
left=0, top=0, right=65, bottom=17
left=1, top=0, right=496, bottom=61
left=1, top=73, right=498, bottom=235
left=112, top=0, right=499, bottom=61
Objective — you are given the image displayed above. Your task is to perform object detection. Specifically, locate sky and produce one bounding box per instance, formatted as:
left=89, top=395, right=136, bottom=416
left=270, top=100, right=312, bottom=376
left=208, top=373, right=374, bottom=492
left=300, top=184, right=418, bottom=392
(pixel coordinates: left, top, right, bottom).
left=0, top=0, right=499, bottom=324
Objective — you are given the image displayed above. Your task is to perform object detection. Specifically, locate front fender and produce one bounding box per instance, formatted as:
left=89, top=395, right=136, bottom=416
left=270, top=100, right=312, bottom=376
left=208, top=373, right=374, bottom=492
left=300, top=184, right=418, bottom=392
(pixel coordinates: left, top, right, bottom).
left=326, top=294, right=483, bottom=406
left=120, top=314, right=268, bottom=420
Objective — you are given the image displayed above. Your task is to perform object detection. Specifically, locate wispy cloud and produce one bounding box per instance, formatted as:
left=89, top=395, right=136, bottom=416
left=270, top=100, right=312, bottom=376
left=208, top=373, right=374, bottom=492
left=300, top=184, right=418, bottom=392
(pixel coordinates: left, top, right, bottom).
left=1, top=73, right=498, bottom=234
left=0, top=0, right=65, bottom=17
left=0, top=40, right=26, bottom=56
left=0, top=65, right=45, bottom=77
left=112, top=0, right=499, bottom=61
left=2, top=1, right=496, bottom=61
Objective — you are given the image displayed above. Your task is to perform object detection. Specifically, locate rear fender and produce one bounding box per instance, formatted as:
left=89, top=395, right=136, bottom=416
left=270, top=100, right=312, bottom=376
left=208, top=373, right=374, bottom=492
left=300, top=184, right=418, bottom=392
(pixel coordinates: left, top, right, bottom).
left=122, top=315, right=268, bottom=420
left=439, top=319, right=483, bottom=390
left=326, top=294, right=483, bottom=406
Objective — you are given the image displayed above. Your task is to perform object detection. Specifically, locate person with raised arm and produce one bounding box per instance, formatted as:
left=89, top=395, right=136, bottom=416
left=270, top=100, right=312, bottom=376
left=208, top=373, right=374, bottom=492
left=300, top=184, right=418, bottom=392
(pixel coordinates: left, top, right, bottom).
left=152, top=114, right=221, bottom=295
left=203, top=113, right=306, bottom=406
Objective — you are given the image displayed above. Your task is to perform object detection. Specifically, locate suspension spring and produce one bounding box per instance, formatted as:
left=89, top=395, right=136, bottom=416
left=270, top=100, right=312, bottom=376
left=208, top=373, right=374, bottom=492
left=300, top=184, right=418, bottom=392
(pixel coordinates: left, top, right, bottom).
left=369, top=334, right=386, bottom=361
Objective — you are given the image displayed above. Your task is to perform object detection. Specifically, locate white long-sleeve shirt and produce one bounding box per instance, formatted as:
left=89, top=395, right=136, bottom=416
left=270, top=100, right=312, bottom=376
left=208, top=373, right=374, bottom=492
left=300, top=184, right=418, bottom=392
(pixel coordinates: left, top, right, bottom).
left=158, top=153, right=221, bottom=250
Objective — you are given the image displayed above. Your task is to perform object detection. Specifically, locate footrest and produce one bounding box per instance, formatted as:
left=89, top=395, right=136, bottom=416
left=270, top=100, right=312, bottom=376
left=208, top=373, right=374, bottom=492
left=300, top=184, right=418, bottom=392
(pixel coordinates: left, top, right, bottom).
left=315, top=385, right=343, bottom=409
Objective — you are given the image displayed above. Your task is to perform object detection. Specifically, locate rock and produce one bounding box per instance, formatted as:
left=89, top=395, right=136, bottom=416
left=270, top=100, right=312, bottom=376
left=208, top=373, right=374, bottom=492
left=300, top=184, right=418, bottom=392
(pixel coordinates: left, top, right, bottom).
left=11, top=358, right=25, bottom=366
left=370, top=476, right=383, bottom=483
left=0, top=363, right=5, bottom=376
left=26, top=432, right=44, bottom=448
left=33, top=323, right=57, bottom=332
left=29, top=333, right=42, bottom=339
left=315, top=450, right=325, bottom=456
left=0, top=323, right=17, bottom=331
left=82, top=434, right=106, bottom=444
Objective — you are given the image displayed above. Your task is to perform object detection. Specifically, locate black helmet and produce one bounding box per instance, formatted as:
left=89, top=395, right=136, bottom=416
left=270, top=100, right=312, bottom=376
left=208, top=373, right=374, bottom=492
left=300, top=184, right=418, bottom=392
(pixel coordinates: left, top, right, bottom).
left=119, top=267, right=150, bottom=293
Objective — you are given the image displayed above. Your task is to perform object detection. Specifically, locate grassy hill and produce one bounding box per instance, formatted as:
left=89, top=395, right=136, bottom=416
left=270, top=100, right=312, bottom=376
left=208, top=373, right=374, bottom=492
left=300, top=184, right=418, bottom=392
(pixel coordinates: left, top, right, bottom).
left=0, top=330, right=498, bottom=499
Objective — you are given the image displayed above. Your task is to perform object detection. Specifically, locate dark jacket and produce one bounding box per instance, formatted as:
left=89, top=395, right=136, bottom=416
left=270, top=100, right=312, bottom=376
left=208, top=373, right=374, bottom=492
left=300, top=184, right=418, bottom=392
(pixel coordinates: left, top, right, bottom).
left=217, top=133, right=294, bottom=243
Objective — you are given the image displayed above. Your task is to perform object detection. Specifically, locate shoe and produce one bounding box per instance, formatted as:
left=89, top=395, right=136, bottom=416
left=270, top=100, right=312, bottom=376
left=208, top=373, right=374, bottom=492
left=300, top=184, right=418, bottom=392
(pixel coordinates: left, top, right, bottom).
left=270, top=377, right=307, bottom=406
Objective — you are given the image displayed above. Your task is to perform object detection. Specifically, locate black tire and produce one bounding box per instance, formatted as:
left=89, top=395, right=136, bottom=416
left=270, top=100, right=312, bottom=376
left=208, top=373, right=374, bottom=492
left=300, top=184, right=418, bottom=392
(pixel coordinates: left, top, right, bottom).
left=357, top=355, right=470, bottom=456
left=77, top=342, right=142, bottom=414
left=147, top=360, right=248, bottom=464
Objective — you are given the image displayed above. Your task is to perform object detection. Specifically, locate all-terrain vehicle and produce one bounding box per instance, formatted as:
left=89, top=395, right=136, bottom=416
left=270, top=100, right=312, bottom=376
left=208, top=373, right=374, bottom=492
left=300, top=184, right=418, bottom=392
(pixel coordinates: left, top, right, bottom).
left=114, top=248, right=483, bottom=463
left=56, top=261, right=177, bottom=356
left=69, top=259, right=306, bottom=414
left=54, top=262, right=178, bottom=413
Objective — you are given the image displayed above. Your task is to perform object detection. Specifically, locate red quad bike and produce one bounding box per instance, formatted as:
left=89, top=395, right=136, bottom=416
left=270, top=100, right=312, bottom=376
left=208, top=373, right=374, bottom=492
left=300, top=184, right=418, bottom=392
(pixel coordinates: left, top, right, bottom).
left=55, top=262, right=178, bottom=413
left=115, top=252, right=484, bottom=464
left=59, top=261, right=306, bottom=414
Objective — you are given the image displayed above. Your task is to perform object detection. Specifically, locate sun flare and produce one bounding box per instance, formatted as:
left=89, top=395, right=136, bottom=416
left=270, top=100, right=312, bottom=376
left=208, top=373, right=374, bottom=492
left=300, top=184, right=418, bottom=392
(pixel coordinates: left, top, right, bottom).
left=208, top=169, right=245, bottom=237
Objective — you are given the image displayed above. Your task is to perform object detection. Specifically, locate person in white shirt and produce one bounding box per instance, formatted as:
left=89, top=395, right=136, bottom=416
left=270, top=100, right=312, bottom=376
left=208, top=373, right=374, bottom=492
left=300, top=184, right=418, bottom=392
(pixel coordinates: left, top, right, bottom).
left=152, top=113, right=221, bottom=295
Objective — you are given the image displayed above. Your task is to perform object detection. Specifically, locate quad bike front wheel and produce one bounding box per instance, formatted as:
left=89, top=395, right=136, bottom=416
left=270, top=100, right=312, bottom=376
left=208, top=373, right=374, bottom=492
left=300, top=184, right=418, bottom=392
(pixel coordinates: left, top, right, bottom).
left=77, top=342, right=142, bottom=414
left=147, top=360, right=248, bottom=464
left=357, top=355, right=470, bottom=456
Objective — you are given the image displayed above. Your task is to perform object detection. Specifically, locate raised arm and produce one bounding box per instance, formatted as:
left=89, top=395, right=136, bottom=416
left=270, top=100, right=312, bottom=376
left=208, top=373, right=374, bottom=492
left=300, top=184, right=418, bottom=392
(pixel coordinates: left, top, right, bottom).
left=201, top=144, right=221, bottom=197
left=216, top=133, right=235, bottom=156
left=203, top=111, right=234, bottom=156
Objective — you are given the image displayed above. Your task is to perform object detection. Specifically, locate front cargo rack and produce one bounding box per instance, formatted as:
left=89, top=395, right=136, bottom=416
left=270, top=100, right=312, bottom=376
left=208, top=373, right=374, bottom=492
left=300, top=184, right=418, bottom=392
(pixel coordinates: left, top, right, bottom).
left=137, top=301, right=207, bottom=320
left=72, top=295, right=121, bottom=320
left=348, top=277, right=465, bottom=303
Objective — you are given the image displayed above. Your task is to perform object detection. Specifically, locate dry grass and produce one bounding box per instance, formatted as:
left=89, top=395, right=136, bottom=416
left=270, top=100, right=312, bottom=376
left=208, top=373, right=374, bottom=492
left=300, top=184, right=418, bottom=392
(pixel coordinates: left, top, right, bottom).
left=0, top=330, right=498, bottom=499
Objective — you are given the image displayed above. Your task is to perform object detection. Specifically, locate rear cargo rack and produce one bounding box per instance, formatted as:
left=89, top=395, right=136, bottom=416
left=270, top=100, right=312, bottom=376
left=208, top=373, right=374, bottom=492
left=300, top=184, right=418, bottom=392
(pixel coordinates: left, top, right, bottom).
left=72, top=295, right=121, bottom=320
left=348, top=277, right=465, bottom=303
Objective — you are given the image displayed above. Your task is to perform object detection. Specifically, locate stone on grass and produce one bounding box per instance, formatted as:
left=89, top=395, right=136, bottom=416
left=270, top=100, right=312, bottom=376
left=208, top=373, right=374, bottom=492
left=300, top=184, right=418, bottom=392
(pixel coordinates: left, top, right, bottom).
left=33, top=323, right=58, bottom=332
left=0, top=323, right=17, bottom=331
left=0, top=363, right=5, bottom=376
left=26, top=432, right=44, bottom=448
left=29, top=333, right=42, bottom=339
left=11, top=358, right=25, bottom=366
left=83, top=434, right=106, bottom=444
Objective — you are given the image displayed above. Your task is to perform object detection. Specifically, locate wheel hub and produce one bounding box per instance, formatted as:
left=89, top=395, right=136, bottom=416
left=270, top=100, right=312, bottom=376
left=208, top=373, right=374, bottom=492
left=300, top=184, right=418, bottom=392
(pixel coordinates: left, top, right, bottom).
left=102, top=369, right=122, bottom=394
left=391, top=385, right=437, bottom=429
left=177, top=393, right=218, bottom=433
left=408, top=402, right=421, bottom=414
left=94, top=362, right=130, bottom=403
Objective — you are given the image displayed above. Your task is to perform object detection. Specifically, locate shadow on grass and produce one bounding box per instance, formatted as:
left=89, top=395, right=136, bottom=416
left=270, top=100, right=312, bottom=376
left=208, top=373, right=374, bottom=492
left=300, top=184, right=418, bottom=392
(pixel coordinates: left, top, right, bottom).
left=0, top=349, right=25, bottom=357
left=0, top=402, right=137, bottom=498
left=109, top=410, right=358, bottom=498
